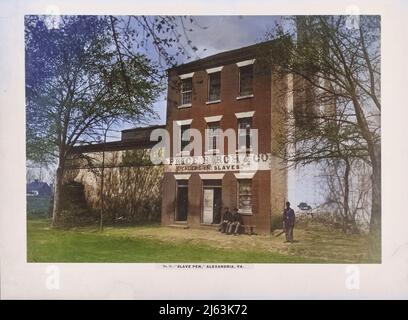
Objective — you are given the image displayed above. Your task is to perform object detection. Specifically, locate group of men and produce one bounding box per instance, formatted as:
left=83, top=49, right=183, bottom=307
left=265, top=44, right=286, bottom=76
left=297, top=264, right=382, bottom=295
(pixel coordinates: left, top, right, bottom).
left=218, top=201, right=296, bottom=242
left=218, top=207, right=244, bottom=236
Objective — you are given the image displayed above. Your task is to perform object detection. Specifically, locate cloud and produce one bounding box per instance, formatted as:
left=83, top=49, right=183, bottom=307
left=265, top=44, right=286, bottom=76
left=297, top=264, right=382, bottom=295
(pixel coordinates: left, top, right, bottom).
left=180, top=16, right=283, bottom=61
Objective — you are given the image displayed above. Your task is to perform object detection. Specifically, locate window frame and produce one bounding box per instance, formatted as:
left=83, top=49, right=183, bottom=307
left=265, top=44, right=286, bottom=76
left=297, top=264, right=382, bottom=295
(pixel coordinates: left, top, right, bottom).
left=179, top=124, right=191, bottom=155
left=206, top=121, right=221, bottom=155
left=237, top=117, right=253, bottom=154
left=180, top=77, right=193, bottom=107
left=237, top=179, right=253, bottom=215
left=237, top=63, right=254, bottom=100
left=207, top=71, right=221, bottom=103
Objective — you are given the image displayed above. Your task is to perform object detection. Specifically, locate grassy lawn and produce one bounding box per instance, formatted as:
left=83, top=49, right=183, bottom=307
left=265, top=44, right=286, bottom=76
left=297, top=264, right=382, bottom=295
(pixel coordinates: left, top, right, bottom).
left=27, top=215, right=376, bottom=263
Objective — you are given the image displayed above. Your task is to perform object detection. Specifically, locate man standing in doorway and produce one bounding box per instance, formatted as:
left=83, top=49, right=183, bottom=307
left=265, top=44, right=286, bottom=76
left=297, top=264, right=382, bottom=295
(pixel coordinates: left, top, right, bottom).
left=283, top=201, right=295, bottom=242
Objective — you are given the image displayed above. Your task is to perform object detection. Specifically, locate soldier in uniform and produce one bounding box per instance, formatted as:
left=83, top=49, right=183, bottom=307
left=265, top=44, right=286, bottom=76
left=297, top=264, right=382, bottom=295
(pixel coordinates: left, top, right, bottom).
left=283, top=201, right=295, bottom=242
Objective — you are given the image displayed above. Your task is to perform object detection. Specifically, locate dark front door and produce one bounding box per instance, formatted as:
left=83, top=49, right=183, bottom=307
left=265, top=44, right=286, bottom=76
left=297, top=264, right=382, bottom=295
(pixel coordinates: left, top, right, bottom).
left=176, top=180, right=188, bottom=222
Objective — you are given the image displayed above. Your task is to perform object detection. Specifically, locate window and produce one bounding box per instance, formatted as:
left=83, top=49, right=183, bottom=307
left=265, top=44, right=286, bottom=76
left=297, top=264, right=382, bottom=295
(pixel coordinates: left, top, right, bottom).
left=208, top=72, right=221, bottom=102
left=237, top=117, right=252, bottom=152
left=181, top=78, right=192, bottom=106
left=180, top=124, right=190, bottom=153
left=207, top=122, right=220, bottom=154
left=238, top=179, right=252, bottom=214
left=239, top=65, right=253, bottom=97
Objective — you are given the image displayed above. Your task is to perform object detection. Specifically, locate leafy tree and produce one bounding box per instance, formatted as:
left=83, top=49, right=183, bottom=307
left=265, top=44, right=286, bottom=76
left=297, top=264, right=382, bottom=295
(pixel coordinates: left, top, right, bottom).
left=25, top=15, right=162, bottom=226
left=26, top=15, right=203, bottom=226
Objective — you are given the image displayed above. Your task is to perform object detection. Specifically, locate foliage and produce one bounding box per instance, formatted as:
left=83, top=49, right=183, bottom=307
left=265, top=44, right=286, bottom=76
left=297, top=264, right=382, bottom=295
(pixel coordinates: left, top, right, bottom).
left=25, top=15, right=204, bottom=225
left=108, top=16, right=206, bottom=71
left=54, top=181, right=97, bottom=228
left=25, top=15, right=162, bottom=161
left=25, top=15, right=169, bottom=225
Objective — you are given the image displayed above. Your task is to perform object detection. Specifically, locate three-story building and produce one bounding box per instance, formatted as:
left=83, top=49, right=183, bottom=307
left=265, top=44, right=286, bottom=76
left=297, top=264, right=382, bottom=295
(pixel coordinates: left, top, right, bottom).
left=161, top=40, right=291, bottom=234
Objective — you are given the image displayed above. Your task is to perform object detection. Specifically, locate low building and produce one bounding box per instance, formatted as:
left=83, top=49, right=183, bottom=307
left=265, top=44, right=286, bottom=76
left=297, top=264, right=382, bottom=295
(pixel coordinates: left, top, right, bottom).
left=67, top=126, right=165, bottom=223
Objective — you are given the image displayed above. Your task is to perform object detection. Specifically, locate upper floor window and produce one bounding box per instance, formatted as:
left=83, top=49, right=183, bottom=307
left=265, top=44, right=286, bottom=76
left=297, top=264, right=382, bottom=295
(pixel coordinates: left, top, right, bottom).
left=237, top=117, right=252, bottom=152
left=208, top=71, right=221, bottom=102
left=181, top=77, right=193, bottom=106
left=239, top=65, right=254, bottom=97
left=207, top=121, right=220, bottom=154
left=180, top=124, right=191, bottom=153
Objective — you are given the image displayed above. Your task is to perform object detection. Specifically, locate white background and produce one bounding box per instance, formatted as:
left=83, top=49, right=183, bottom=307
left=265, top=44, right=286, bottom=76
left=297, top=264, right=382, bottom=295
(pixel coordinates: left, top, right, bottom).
left=0, top=0, right=407, bottom=299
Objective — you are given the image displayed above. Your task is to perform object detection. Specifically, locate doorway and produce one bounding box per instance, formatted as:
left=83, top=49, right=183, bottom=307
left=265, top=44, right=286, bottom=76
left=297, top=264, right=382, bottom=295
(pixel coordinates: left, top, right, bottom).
left=175, top=180, right=188, bottom=222
left=202, top=180, right=222, bottom=224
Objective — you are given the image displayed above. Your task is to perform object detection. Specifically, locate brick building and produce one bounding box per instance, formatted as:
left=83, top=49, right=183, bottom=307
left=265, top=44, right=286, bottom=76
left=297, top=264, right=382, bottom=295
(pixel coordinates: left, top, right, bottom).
left=161, top=40, right=291, bottom=234
left=67, top=40, right=292, bottom=233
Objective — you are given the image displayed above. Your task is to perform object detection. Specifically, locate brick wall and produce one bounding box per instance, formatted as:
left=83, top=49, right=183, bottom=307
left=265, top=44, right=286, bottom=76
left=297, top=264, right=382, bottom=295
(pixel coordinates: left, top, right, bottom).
left=162, top=49, right=288, bottom=234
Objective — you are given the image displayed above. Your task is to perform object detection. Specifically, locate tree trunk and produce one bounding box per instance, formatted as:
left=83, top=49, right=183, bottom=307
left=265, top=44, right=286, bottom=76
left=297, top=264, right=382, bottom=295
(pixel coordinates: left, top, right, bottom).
left=52, top=163, right=65, bottom=227
left=343, top=158, right=351, bottom=233
left=350, top=216, right=360, bottom=235
left=99, top=153, right=105, bottom=231
left=369, top=143, right=381, bottom=259
left=99, top=129, right=107, bottom=231
left=350, top=95, right=381, bottom=258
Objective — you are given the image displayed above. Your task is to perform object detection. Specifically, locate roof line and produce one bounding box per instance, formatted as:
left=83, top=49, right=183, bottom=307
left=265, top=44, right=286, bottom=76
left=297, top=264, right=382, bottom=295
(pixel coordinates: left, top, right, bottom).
left=167, top=38, right=284, bottom=72
left=121, top=124, right=165, bottom=133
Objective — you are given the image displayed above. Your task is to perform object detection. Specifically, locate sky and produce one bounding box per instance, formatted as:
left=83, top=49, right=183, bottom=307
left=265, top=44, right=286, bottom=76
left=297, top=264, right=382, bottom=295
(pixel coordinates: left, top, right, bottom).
left=129, top=15, right=321, bottom=208
left=121, top=15, right=288, bottom=131
left=30, top=15, right=322, bottom=207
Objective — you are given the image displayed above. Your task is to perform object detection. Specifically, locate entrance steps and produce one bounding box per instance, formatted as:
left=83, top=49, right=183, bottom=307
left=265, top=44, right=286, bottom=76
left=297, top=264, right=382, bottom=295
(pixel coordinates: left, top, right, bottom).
left=167, top=224, right=189, bottom=229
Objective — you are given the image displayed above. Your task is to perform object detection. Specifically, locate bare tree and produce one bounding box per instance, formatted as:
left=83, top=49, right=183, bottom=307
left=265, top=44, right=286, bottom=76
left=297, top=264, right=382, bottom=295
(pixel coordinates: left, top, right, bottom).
left=266, top=15, right=380, bottom=256
left=319, top=157, right=372, bottom=233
